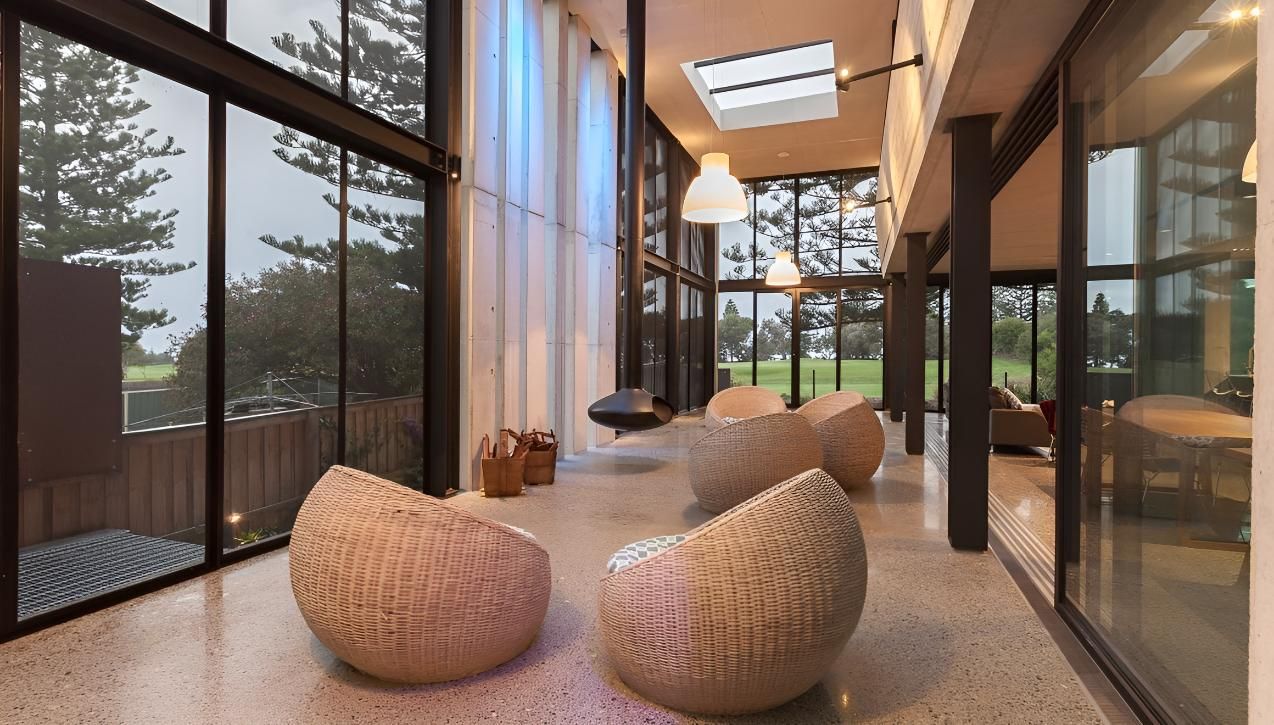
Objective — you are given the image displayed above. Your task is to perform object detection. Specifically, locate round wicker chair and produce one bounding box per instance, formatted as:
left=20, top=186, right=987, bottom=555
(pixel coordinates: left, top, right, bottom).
left=689, top=412, right=823, bottom=513
left=289, top=466, right=551, bottom=683
left=796, top=391, right=885, bottom=489
left=704, top=386, right=788, bottom=430
left=599, top=468, right=868, bottom=715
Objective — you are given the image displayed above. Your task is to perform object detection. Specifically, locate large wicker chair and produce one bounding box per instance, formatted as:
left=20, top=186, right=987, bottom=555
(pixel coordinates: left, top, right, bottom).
left=600, top=469, right=868, bottom=715
left=290, top=466, right=551, bottom=683
left=689, top=412, right=823, bottom=513
left=796, top=391, right=885, bottom=489
left=704, top=386, right=788, bottom=430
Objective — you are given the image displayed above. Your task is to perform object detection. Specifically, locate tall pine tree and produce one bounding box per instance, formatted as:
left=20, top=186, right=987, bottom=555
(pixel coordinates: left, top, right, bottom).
left=18, top=25, right=190, bottom=348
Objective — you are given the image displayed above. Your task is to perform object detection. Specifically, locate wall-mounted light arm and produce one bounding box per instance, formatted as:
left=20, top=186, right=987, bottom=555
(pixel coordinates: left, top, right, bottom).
left=836, top=54, right=923, bottom=92
left=842, top=195, right=893, bottom=212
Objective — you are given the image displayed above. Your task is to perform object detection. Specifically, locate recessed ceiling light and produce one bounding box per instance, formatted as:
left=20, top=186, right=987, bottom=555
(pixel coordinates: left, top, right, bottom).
left=777, top=151, right=791, bottom=158
left=681, top=40, right=838, bottom=131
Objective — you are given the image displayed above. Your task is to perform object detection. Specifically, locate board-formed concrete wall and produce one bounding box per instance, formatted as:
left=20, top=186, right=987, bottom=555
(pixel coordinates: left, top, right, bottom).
left=1249, top=6, right=1272, bottom=722
left=458, top=0, right=618, bottom=489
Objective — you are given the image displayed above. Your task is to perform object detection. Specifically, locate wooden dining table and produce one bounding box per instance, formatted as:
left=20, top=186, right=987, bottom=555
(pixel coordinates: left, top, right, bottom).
left=1124, top=406, right=1252, bottom=548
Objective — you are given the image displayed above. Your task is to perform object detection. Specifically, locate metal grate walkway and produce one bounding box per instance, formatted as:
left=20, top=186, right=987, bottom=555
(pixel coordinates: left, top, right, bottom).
left=18, top=529, right=203, bottom=620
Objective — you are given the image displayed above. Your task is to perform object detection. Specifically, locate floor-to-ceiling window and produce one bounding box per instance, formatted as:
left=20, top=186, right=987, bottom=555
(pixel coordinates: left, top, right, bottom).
left=16, top=25, right=210, bottom=618
left=1061, top=2, right=1256, bottom=721
left=617, top=102, right=717, bottom=413
left=717, top=170, right=885, bottom=408
left=2, top=0, right=451, bottom=636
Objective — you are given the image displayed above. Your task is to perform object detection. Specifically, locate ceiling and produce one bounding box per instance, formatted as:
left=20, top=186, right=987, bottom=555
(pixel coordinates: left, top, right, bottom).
left=567, top=0, right=898, bottom=179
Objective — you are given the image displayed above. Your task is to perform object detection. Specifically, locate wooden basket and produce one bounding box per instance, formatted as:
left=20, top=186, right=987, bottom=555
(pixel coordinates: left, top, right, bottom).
left=480, top=431, right=527, bottom=497
left=519, top=430, right=559, bottom=485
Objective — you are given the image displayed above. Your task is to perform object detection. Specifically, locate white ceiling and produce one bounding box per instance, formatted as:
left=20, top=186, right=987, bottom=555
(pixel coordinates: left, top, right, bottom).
left=567, top=0, right=898, bottom=179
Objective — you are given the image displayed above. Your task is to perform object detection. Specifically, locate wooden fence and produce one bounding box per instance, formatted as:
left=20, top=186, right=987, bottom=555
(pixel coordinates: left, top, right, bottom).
left=18, top=395, right=424, bottom=548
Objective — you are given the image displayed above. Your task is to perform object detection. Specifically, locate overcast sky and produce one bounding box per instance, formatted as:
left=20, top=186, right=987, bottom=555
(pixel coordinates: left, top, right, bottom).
left=127, top=0, right=366, bottom=351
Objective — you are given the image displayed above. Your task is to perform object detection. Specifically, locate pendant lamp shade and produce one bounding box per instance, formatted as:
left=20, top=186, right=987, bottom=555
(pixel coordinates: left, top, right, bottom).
left=1243, top=140, right=1257, bottom=184
left=682, top=152, right=748, bottom=223
left=765, top=251, right=801, bottom=286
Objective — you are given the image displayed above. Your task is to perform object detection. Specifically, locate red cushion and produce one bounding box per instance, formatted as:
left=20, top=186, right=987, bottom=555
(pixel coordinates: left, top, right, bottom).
left=1039, top=399, right=1057, bottom=435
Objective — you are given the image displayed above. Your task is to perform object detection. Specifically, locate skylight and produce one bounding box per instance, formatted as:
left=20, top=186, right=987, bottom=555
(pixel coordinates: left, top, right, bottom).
left=682, top=40, right=839, bottom=131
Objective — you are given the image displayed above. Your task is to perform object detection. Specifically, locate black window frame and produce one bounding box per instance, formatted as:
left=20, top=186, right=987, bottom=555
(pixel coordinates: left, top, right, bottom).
left=0, top=0, right=460, bottom=640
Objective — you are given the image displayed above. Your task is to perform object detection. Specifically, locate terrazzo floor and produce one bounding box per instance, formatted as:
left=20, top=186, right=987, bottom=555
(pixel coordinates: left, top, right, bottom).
left=0, top=414, right=1104, bottom=724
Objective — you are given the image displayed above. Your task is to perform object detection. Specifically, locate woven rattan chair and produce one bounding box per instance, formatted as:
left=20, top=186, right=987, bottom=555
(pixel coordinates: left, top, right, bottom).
left=289, top=466, right=551, bottom=683
left=796, top=391, right=885, bottom=489
left=599, top=468, right=868, bottom=715
left=689, top=412, right=823, bottom=513
left=704, top=386, right=788, bottom=430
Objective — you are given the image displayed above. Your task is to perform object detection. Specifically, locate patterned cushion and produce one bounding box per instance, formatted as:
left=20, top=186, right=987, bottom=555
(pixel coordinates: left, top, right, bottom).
left=606, top=534, right=687, bottom=573
left=506, top=524, right=537, bottom=542
left=1002, top=388, right=1024, bottom=410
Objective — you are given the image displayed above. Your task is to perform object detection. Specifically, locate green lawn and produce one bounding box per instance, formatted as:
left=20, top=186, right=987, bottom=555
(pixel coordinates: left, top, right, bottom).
left=720, top=357, right=1034, bottom=404
left=125, top=363, right=175, bottom=382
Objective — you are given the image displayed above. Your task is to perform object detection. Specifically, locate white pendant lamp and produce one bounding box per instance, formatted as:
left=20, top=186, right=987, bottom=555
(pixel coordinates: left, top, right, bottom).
left=682, top=152, right=748, bottom=223
left=765, top=250, right=801, bottom=286
left=1242, top=140, right=1258, bottom=184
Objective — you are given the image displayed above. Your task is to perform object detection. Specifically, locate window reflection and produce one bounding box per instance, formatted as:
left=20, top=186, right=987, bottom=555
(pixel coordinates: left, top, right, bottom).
left=228, top=1, right=341, bottom=95
left=344, top=152, right=426, bottom=488
left=1066, top=1, right=1256, bottom=721
left=16, top=26, right=208, bottom=618
left=224, top=106, right=339, bottom=551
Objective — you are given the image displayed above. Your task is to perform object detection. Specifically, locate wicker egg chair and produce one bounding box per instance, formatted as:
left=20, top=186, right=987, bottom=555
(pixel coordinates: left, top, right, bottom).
left=704, top=386, right=788, bottom=430
left=289, top=466, right=551, bottom=683
left=599, top=468, right=868, bottom=715
left=796, top=390, right=885, bottom=489
left=689, top=412, right=823, bottom=513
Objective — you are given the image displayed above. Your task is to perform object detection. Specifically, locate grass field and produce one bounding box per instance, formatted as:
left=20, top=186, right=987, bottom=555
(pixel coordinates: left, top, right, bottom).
left=124, top=363, right=175, bottom=382
left=720, top=357, right=1034, bottom=403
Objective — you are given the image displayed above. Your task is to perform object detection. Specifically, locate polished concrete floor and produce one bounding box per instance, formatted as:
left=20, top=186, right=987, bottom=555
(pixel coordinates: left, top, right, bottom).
left=0, top=414, right=1103, bottom=724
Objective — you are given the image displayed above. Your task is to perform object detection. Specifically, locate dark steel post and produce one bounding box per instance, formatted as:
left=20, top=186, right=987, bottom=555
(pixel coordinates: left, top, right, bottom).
left=423, top=0, right=459, bottom=495
left=885, top=274, right=905, bottom=422
left=905, top=232, right=927, bottom=454
left=205, top=90, right=227, bottom=563
left=947, top=114, right=994, bottom=551
left=1056, top=63, right=1085, bottom=592
left=622, top=0, right=646, bottom=388
left=0, top=13, right=22, bottom=631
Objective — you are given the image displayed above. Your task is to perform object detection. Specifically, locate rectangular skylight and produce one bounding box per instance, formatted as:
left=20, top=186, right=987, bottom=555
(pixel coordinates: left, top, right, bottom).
left=683, top=40, right=839, bottom=131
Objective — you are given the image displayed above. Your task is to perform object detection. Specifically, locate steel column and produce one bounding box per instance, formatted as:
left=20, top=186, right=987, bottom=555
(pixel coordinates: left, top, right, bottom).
left=947, top=114, right=994, bottom=551
left=885, top=274, right=905, bottom=422
left=905, top=232, right=927, bottom=454
left=622, top=0, right=646, bottom=388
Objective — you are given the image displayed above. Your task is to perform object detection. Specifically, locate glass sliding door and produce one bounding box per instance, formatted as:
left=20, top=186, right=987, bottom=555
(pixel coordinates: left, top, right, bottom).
left=991, top=285, right=1034, bottom=398
left=754, top=291, right=793, bottom=404
left=925, top=286, right=946, bottom=411
left=717, top=292, right=754, bottom=389
left=640, top=269, right=669, bottom=402
left=223, top=106, right=339, bottom=552
left=837, top=288, right=885, bottom=406
left=15, top=25, right=209, bottom=619
left=798, top=290, right=837, bottom=403
left=678, top=283, right=708, bottom=411
left=343, top=153, right=427, bottom=489
left=1062, top=2, right=1256, bottom=721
